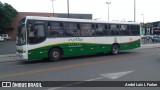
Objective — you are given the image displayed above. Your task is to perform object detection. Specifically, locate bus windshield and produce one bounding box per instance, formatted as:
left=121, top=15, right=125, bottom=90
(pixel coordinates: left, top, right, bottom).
left=16, top=19, right=26, bottom=45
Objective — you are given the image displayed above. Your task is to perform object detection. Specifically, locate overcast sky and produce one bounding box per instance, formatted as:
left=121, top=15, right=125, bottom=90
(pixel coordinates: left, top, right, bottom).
left=0, top=0, right=159, bottom=23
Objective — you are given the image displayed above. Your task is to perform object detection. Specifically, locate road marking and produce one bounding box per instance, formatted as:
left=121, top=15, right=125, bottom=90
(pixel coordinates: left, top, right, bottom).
left=46, top=81, right=85, bottom=90
left=100, top=70, right=134, bottom=80
left=0, top=54, right=151, bottom=79
left=46, top=70, right=134, bottom=90
left=47, top=87, right=62, bottom=90
left=85, top=77, right=105, bottom=81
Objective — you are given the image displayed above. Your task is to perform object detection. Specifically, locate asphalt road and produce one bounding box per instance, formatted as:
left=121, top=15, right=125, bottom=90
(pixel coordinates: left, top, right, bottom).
left=0, top=41, right=16, bottom=55
left=0, top=47, right=160, bottom=90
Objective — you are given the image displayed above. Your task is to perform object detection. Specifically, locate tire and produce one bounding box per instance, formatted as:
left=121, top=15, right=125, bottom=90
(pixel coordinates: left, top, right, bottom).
left=4, top=39, right=7, bottom=42
left=111, top=44, right=119, bottom=55
left=49, top=48, right=62, bottom=62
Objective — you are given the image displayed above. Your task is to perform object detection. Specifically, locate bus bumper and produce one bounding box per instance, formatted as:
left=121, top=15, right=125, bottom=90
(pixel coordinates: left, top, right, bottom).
left=16, top=52, right=28, bottom=60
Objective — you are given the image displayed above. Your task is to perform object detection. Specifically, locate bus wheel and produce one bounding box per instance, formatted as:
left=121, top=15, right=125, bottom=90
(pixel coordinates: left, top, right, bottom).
left=49, top=48, right=62, bottom=62
left=4, top=39, right=7, bottom=42
left=111, top=44, right=119, bottom=55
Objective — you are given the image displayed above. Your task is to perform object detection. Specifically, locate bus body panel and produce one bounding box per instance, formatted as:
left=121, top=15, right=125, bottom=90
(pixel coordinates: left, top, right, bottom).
left=63, top=37, right=96, bottom=56
left=16, top=16, right=141, bottom=60
left=28, top=38, right=64, bottom=60
left=120, top=36, right=141, bottom=50
left=16, top=45, right=28, bottom=60
left=26, top=36, right=141, bottom=60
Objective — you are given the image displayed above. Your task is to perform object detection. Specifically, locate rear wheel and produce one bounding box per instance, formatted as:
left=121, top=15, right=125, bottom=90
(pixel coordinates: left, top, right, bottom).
left=49, top=48, right=62, bottom=62
left=111, top=44, right=119, bottom=55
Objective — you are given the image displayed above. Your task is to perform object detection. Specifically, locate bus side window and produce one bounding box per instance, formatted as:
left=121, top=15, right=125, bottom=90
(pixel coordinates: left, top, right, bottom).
left=110, top=24, right=120, bottom=36
left=120, top=24, right=130, bottom=36
left=65, top=23, right=81, bottom=37
left=81, top=23, right=95, bottom=37
left=103, top=24, right=110, bottom=36
left=49, top=22, right=64, bottom=37
left=95, top=24, right=105, bottom=36
left=130, top=25, right=140, bottom=36
left=77, top=24, right=80, bottom=29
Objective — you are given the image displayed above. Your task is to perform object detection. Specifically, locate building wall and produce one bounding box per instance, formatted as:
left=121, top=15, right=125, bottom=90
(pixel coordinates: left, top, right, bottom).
left=57, top=13, right=92, bottom=19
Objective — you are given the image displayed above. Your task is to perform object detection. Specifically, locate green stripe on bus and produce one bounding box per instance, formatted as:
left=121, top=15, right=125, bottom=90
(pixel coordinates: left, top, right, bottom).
left=28, top=40, right=140, bottom=60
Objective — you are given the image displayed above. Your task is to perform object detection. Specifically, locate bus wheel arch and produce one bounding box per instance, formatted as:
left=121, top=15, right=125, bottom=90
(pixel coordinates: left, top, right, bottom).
left=48, top=46, right=63, bottom=62
left=111, top=43, right=120, bottom=55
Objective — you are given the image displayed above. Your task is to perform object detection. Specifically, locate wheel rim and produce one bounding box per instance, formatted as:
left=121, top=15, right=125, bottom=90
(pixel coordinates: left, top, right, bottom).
left=52, top=51, right=60, bottom=58
left=113, top=45, right=118, bottom=54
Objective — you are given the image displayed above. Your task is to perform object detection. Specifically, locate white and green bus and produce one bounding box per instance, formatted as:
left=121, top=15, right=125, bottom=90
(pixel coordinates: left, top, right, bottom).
left=16, top=16, right=141, bottom=61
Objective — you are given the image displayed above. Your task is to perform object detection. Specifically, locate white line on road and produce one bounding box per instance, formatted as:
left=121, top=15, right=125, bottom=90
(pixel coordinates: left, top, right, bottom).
left=85, top=77, right=104, bottom=81
left=46, top=70, right=135, bottom=90
left=100, top=70, right=134, bottom=80
left=46, top=81, right=85, bottom=90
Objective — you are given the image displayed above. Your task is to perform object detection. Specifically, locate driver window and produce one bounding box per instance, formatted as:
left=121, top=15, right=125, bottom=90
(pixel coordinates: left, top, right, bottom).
left=34, top=25, right=45, bottom=37
left=28, top=23, right=34, bottom=37
left=28, top=23, right=46, bottom=44
left=29, top=24, right=45, bottom=37
left=27, top=20, right=46, bottom=44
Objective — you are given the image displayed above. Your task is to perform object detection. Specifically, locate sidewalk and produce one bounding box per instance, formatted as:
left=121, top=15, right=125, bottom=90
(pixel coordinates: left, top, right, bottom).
left=0, top=44, right=160, bottom=63
left=0, top=54, right=20, bottom=62
left=0, top=54, right=17, bottom=58
left=141, top=43, right=160, bottom=49
left=0, top=56, right=20, bottom=63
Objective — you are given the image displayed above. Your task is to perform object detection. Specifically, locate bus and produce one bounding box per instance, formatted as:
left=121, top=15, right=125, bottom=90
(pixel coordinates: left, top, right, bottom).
left=16, top=16, right=141, bottom=61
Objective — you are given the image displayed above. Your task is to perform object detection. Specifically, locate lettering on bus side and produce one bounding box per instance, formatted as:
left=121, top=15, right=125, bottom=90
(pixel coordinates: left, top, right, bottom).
left=68, top=38, right=83, bottom=42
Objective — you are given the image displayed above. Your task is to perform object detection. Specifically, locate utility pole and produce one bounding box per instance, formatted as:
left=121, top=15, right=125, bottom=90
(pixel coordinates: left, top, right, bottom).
left=106, top=2, right=111, bottom=21
left=67, top=0, right=70, bottom=18
left=134, top=0, right=136, bottom=22
left=51, top=0, right=55, bottom=17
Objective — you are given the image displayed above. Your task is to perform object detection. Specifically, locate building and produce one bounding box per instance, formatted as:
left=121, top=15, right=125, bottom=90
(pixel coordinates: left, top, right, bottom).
left=8, top=12, right=92, bottom=40
left=141, top=23, right=152, bottom=35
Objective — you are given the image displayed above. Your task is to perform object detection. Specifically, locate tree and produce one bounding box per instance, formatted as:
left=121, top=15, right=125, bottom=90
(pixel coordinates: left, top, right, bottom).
left=0, top=2, right=18, bottom=32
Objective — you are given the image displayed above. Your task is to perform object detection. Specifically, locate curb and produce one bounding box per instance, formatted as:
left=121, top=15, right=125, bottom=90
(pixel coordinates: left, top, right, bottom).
left=141, top=44, right=160, bottom=49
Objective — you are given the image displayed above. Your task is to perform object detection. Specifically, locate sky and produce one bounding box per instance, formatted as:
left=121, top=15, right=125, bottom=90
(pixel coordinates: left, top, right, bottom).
left=0, top=0, right=159, bottom=23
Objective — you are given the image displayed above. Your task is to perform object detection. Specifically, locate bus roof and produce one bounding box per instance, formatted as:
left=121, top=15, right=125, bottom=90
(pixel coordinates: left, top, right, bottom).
left=25, top=16, right=140, bottom=25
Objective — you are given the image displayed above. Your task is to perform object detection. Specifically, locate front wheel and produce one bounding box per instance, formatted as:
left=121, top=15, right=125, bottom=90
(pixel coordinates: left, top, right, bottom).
left=111, top=44, right=119, bottom=55
left=49, top=48, right=62, bottom=62
left=4, top=39, right=7, bottom=42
